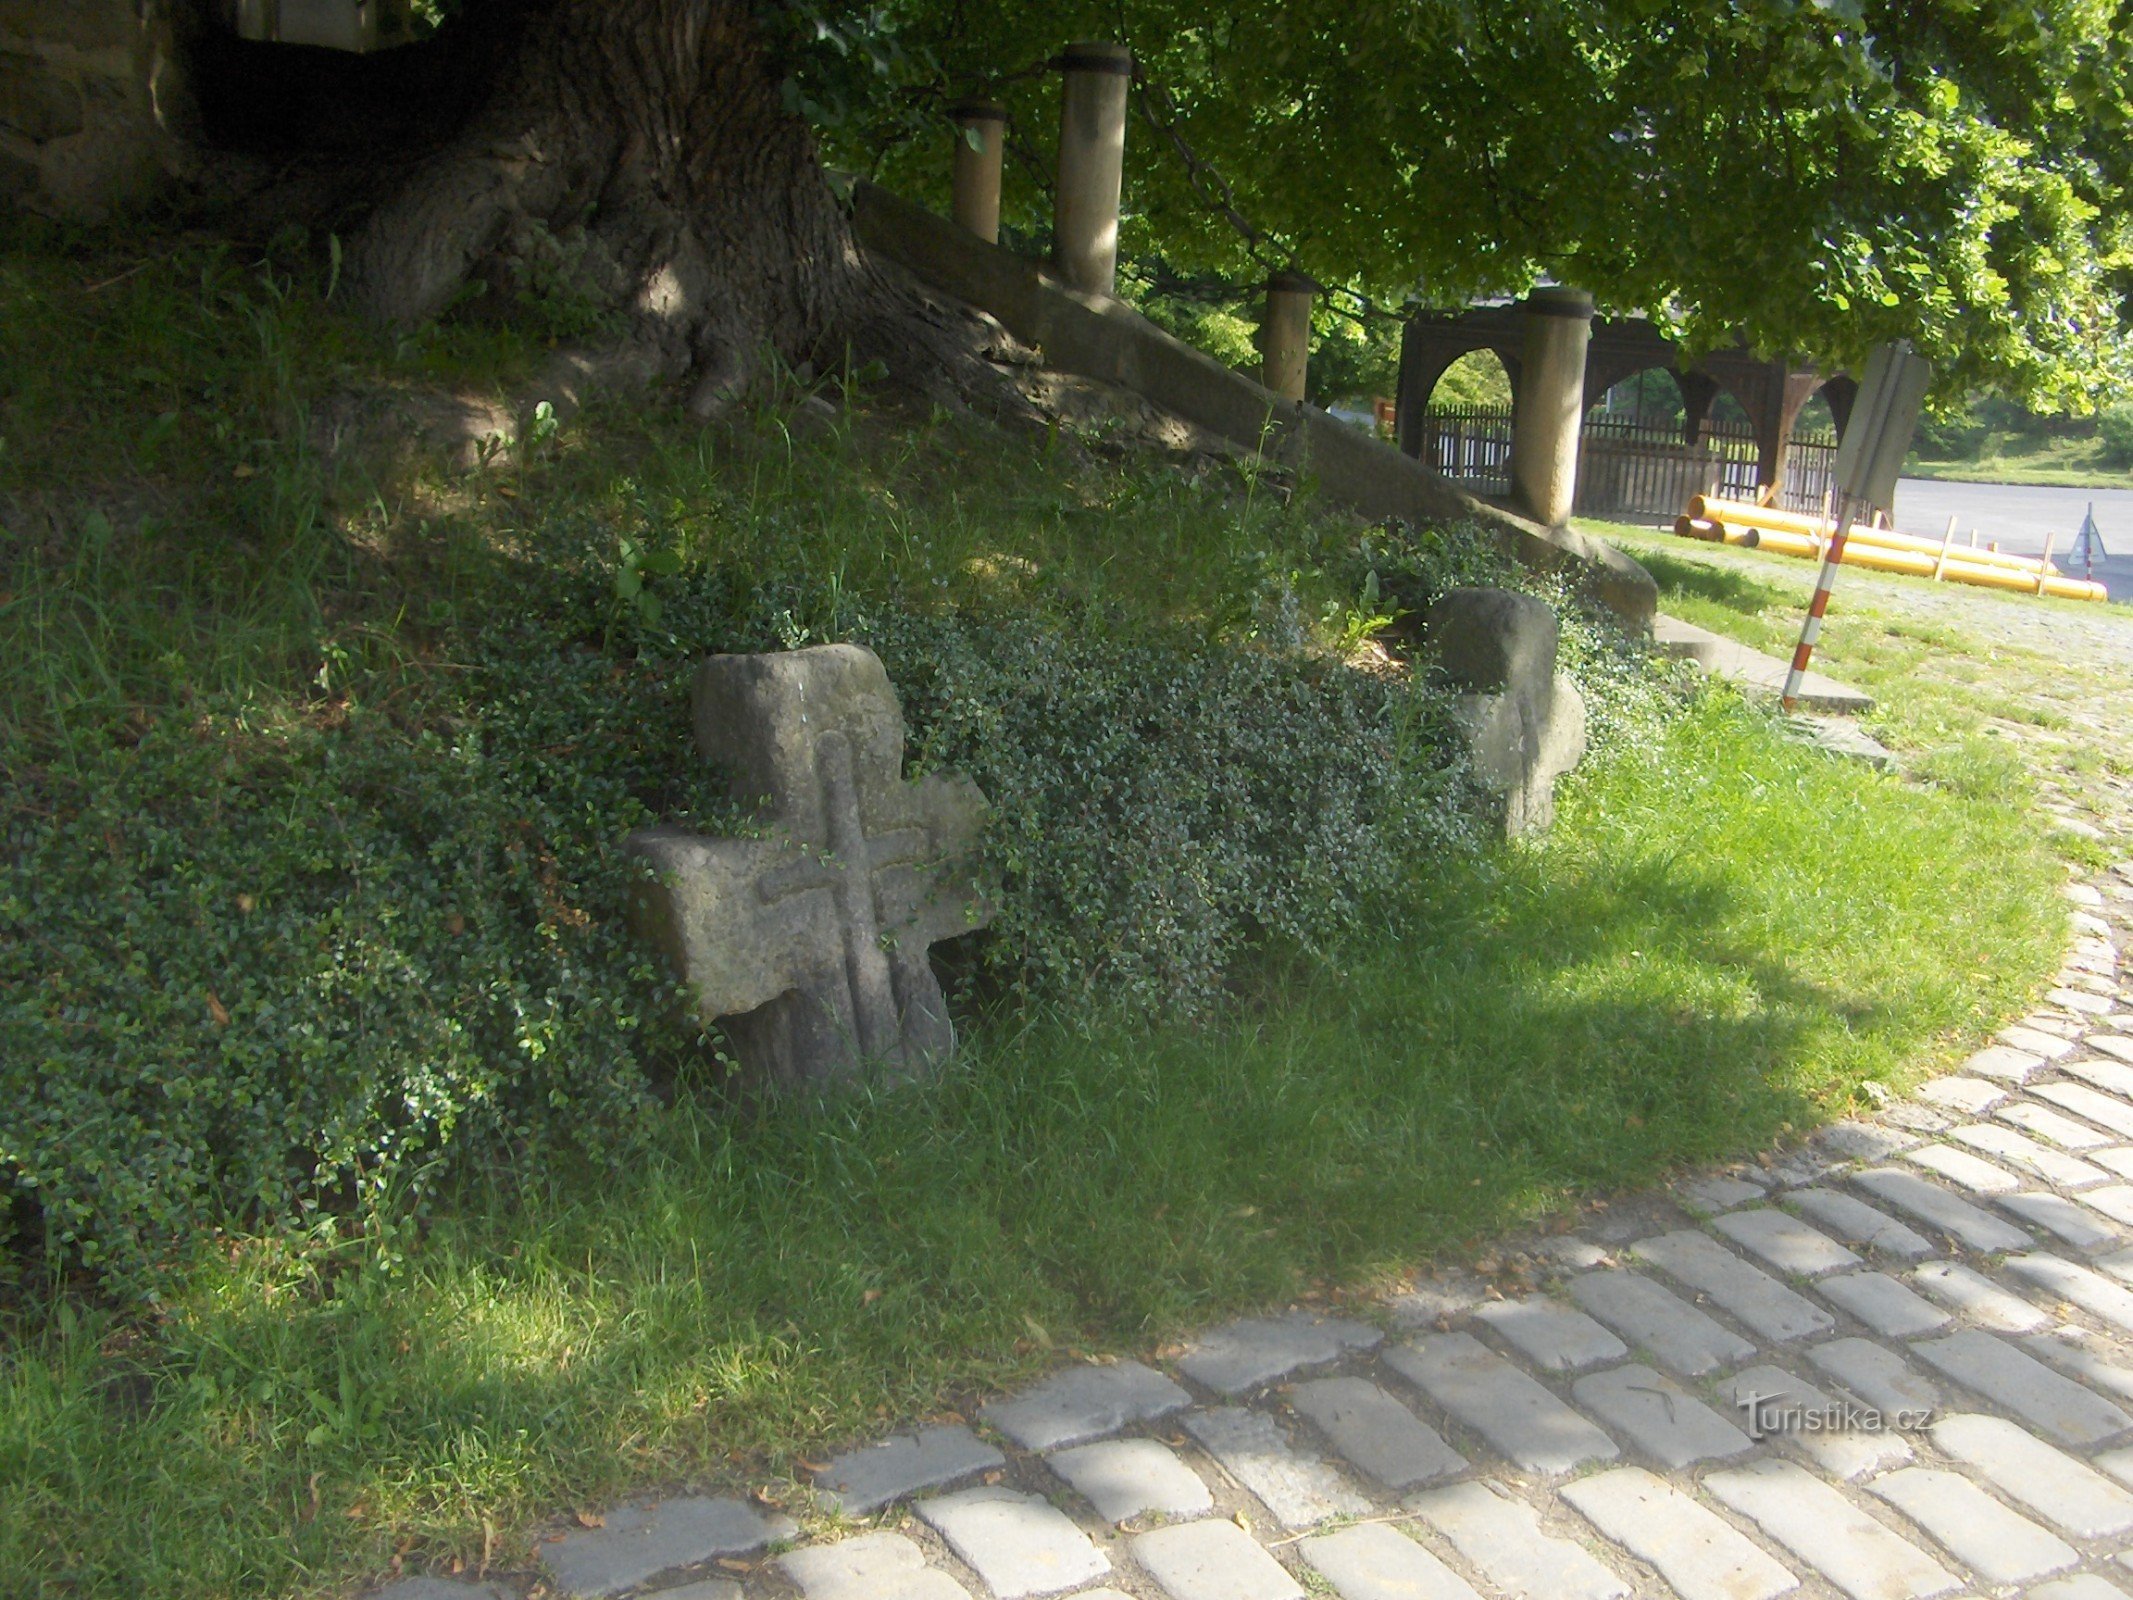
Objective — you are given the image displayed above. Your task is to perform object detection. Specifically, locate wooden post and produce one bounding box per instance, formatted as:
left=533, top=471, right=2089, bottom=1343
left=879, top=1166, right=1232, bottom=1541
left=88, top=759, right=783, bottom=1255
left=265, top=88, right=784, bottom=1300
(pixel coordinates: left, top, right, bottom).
left=950, top=101, right=1008, bottom=243
left=1932, top=515, right=1957, bottom=581
left=1053, top=42, right=1133, bottom=296
left=1259, top=271, right=1315, bottom=402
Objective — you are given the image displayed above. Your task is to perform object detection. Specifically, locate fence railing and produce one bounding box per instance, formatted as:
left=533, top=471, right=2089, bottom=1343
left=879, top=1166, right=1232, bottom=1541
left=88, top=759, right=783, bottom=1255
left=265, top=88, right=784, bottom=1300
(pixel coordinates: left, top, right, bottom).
left=1414, top=406, right=1839, bottom=520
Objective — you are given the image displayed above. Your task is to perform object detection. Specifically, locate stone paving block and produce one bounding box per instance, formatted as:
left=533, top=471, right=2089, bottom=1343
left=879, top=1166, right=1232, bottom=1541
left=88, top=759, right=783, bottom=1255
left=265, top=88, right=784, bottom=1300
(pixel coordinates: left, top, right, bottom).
left=1785, top=1188, right=1935, bottom=1260
left=1287, top=1376, right=1466, bottom=1489
left=1679, top=1174, right=1766, bottom=1213
left=1566, top=1270, right=1756, bottom=1376
left=1804, top=1338, right=1942, bottom=1417
left=1910, top=1260, right=2051, bottom=1331
left=2001, top=1022, right=2080, bottom=1060
left=628, top=1585, right=739, bottom=1600
left=2031, top=1578, right=2133, bottom=1600
left=1917, top=1076, right=2007, bottom=1116
left=2020, top=1011, right=2087, bottom=1038
left=2000, top=1100, right=2113, bottom=1149
left=779, top=1533, right=972, bottom=1600
left=1711, top=1208, right=1863, bottom=1277
left=1717, top=1365, right=1911, bottom=1478
left=1407, top=1479, right=1628, bottom=1600
left=1952, top=1121, right=2109, bottom=1187
left=1174, top=1312, right=1381, bottom=1396
left=1389, top=1276, right=1486, bottom=1329
left=2027, top=1326, right=2133, bottom=1401
left=2083, top=1185, right=2133, bottom=1227
left=542, top=1498, right=796, bottom=1598
left=979, top=1361, right=1191, bottom=1452
left=1930, top=1412, right=2133, bottom=1537
left=1864, top=1466, right=2076, bottom=1585
left=2070, top=1057, right=2133, bottom=1097
left=1849, top=1168, right=2031, bottom=1252
left=1383, top=1332, right=1619, bottom=1475
left=1910, top=1329, right=2133, bottom=1446
left=815, top=1425, right=1005, bottom=1516
left=1045, top=1438, right=1211, bottom=1524
left=1959, top=1043, right=2046, bottom=1083
left=2008, top=1251, right=2133, bottom=1333
left=1631, top=1230, right=1833, bottom=1342
left=1130, top=1519, right=1303, bottom=1600
left=367, top=1583, right=506, bottom=1600
left=2038, top=1083, right=2133, bottom=1139
left=1471, top=1294, right=1627, bottom=1373
left=1704, top=1459, right=1959, bottom=1600
left=1560, top=1466, right=1798, bottom=1600
left=1901, top=1142, right=2022, bottom=1194
left=1883, top=1100, right=1954, bottom=1135
left=1568, top=1364, right=1753, bottom=1467
left=2098, top=1035, right=2133, bottom=1065
left=2001, top=1189, right=2123, bottom=1250
left=2093, top=1146, right=2133, bottom=1178
left=1181, top=1406, right=1370, bottom=1529
left=2052, top=986, right=2118, bottom=1015
left=1818, top=1122, right=1919, bottom=1162
left=917, top=1487, right=1110, bottom=1599
left=1298, top=1523, right=1484, bottom=1600
left=1816, top=1271, right=1950, bottom=1337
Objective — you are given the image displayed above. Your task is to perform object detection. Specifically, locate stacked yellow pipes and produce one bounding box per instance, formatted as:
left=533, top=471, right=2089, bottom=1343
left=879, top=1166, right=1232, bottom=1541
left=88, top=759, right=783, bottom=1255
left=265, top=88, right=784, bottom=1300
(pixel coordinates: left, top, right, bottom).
left=1674, top=495, right=2107, bottom=602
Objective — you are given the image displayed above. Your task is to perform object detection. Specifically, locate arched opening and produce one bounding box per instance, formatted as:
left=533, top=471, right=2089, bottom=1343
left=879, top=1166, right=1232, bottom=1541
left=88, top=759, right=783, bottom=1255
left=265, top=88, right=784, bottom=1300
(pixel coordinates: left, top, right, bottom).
left=1795, top=391, right=1838, bottom=440
left=1426, top=349, right=1514, bottom=410
left=1593, top=367, right=1685, bottom=428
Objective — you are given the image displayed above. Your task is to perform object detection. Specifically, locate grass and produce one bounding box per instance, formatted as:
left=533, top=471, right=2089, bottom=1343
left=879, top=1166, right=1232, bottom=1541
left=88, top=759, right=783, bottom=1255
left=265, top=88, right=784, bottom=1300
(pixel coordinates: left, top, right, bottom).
left=1907, top=435, right=2133, bottom=490
left=1580, top=518, right=2133, bottom=823
left=0, top=223, right=2078, bottom=1599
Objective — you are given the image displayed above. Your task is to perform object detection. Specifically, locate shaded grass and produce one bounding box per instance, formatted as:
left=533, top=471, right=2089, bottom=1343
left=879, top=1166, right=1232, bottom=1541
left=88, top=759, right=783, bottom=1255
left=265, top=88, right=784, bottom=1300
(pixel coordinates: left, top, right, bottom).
left=0, top=690, right=2061, bottom=1598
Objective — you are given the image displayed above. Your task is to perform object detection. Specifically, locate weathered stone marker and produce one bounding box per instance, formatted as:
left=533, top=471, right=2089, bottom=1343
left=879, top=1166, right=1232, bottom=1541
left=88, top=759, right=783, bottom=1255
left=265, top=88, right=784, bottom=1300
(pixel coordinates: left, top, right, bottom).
left=1510, top=287, right=1595, bottom=527
left=1427, top=588, right=1587, bottom=838
left=626, top=645, right=992, bottom=1088
left=1259, top=271, right=1315, bottom=403
left=1053, top=41, right=1133, bottom=296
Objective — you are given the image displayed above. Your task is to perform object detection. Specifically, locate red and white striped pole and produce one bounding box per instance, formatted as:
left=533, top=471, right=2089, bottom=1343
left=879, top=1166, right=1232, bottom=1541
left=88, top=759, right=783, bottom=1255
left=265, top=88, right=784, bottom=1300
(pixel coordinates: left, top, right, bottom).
left=1779, top=341, right=1933, bottom=714
left=1780, top=491, right=1862, bottom=712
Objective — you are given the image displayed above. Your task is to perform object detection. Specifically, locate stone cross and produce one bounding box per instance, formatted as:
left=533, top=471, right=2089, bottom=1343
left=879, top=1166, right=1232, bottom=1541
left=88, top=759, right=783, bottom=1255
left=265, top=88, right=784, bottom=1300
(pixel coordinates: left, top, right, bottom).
left=626, top=644, right=993, bottom=1089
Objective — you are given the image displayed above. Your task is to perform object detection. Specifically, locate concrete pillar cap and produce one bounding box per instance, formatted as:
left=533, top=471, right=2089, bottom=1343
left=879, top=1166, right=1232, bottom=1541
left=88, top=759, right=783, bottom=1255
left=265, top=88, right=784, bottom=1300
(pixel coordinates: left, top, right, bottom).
left=1058, top=42, right=1135, bottom=74
left=1523, top=286, right=1594, bottom=319
left=951, top=99, right=1009, bottom=122
left=1267, top=269, right=1318, bottom=294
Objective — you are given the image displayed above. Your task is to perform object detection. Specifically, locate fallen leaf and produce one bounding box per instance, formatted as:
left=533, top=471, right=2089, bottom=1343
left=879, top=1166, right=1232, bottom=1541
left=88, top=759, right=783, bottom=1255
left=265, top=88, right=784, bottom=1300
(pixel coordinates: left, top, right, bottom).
left=236, top=893, right=256, bottom=914
left=797, top=1458, right=829, bottom=1475
left=446, top=912, right=466, bottom=935
left=233, top=463, right=257, bottom=479
left=715, top=1558, right=751, bottom=1574
left=574, top=1511, right=605, bottom=1529
left=206, top=991, right=231, bottom=1027
left=861, top=1287, right=882, bottom=1306
left=982, top=1470, right=1004, bottom=1485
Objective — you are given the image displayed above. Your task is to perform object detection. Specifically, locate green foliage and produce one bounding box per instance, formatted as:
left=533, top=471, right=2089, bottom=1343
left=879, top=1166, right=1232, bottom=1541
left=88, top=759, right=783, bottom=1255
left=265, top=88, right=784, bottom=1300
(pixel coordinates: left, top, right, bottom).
left=866, top=610, right=1478, bottom=1015
left=2101, top=402, right=2133, bottom=467
left=1427, top=352, right=1515, bottom=410
left=829, top=0, right=2133, bottom=410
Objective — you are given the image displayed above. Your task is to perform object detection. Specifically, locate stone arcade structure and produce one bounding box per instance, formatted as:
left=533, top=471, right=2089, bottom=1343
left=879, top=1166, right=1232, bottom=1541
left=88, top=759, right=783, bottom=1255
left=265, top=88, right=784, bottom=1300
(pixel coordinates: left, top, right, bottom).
left=1396, top=299, right=1861, bottom=518
left=626, top=645, right=994, bottom=1089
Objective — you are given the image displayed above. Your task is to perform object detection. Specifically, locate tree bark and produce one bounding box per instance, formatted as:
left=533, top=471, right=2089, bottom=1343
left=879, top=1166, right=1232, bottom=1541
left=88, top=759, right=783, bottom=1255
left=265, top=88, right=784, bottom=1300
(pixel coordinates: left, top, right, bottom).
left=340, top=0, right=910, bottom=413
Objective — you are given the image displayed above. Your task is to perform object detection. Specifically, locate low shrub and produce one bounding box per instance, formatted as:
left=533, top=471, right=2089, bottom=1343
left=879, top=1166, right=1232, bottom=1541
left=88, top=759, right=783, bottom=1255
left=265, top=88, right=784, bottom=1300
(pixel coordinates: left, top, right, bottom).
left=2099, top=402, right=2133, bottom=468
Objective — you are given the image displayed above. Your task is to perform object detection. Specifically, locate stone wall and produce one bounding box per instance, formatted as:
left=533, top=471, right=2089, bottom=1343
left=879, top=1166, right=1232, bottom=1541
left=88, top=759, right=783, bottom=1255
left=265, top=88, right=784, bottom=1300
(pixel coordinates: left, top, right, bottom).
left=0, top=0, right=192, bottom=219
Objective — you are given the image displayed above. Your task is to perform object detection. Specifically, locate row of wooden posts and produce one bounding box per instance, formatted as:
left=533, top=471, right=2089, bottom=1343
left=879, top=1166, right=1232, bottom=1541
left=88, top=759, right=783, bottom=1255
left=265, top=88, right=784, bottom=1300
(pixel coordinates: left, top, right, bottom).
left=939, top=42, right=1600, bottom=527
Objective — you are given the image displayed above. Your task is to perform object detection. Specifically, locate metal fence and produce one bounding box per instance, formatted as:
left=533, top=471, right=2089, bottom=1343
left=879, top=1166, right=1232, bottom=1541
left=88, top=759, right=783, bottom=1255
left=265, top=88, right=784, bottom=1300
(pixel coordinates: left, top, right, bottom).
left=1414, top=406, right=1838, bottom=520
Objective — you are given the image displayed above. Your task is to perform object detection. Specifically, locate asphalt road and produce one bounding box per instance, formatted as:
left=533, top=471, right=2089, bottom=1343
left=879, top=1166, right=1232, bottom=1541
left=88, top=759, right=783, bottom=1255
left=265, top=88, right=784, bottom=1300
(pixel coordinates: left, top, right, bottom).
left=1891, top=476, right=2133, bottom=599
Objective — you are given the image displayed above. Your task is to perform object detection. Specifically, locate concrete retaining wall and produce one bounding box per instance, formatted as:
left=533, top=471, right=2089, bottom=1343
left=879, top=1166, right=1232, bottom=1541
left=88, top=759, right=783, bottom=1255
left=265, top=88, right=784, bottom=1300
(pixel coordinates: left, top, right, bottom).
left=852, top=183, right=1656, bottom=629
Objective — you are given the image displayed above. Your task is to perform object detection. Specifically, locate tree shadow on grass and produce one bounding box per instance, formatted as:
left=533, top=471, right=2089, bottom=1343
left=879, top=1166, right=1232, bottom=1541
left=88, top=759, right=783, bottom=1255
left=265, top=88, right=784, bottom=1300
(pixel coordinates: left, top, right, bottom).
left=1635, top=548, right=1796, bottom=620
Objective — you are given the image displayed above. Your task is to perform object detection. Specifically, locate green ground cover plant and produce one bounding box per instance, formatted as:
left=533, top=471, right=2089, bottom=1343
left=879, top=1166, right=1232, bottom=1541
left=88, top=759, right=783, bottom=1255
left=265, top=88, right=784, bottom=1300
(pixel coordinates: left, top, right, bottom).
left=0, top=225, right=2071, bottom=1599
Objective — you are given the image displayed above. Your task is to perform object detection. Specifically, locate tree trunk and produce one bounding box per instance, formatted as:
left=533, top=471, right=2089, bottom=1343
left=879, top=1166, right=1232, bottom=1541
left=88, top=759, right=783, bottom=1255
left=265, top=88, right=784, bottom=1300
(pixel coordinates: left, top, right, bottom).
left=342, top=0, right=873, bottom=413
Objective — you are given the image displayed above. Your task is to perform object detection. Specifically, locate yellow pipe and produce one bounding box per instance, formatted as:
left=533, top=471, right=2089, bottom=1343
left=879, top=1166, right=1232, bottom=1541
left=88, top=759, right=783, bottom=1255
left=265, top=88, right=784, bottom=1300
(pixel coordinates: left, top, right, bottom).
left=1733, top=523, right=2106, bottom=601
left=1690, top=496, right=2059, bottom=576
